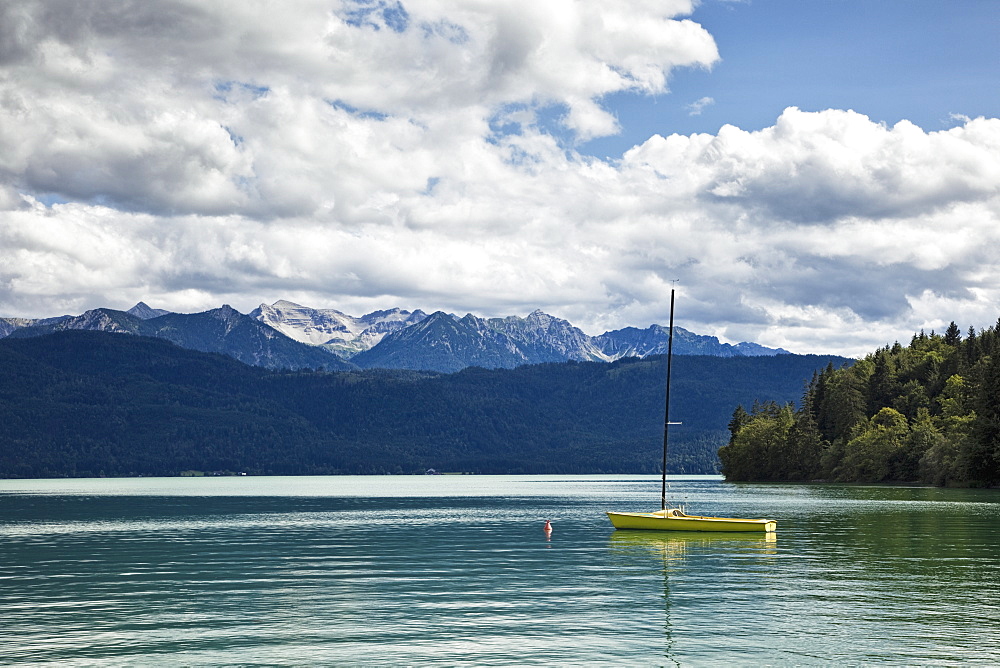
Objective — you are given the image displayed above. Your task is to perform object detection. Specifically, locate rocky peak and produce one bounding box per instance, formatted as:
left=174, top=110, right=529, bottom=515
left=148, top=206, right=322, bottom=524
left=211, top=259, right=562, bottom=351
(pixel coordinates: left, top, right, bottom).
left=127, top=302, right=171, bottom=320
left=525, top=309, right=554, bottom=324
left=272, top=299, right=306, bottom=309
left=211, top=305, right=243, bottom=328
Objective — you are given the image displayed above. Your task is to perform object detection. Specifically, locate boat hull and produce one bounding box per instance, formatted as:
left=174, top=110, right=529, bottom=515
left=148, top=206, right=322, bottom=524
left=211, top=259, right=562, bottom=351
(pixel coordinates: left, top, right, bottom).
left=607, top=511, right=776, bottom=533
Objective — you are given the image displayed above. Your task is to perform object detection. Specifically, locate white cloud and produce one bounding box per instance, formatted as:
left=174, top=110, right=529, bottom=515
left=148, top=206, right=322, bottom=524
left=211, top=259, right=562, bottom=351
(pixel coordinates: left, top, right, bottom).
left=625, top=109, right=1000, bottom=224
left=0, top=0, right=717, bottom=216
left=686, top=96, right=714, bottom=115
left=1, top=2, right=1000, bottom=357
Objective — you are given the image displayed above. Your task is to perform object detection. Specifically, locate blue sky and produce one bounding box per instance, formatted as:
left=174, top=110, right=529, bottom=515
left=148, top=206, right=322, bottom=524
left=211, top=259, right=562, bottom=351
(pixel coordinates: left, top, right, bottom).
left=1, top=0, right=999, bottom=356
left=585, top=0, right=999, bottom=157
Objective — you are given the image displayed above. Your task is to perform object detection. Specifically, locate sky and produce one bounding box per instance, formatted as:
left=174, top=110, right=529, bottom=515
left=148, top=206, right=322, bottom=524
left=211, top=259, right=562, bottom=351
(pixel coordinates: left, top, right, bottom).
left=1, top=0, right=999, bottom=357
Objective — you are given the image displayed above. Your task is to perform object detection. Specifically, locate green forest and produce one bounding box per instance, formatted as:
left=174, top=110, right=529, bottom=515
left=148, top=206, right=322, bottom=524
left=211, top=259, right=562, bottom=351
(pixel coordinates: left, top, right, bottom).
left=0, top=331, right=844, bottom=478
left=719, top=320, right=1000, bottom=486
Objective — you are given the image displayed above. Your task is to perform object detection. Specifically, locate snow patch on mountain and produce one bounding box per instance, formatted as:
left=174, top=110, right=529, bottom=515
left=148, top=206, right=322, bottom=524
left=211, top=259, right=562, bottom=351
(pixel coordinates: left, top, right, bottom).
left=250, top=300, right=427, bottom=357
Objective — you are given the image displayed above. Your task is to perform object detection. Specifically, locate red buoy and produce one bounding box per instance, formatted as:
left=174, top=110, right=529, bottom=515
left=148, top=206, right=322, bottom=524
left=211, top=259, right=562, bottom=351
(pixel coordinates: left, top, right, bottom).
left=543, top=520, right=552, bottom=533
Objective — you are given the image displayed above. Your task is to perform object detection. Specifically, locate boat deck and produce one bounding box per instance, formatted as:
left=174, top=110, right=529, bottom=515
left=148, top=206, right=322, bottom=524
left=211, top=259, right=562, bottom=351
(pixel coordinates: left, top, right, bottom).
left=607, top=510, right=776, bottom=533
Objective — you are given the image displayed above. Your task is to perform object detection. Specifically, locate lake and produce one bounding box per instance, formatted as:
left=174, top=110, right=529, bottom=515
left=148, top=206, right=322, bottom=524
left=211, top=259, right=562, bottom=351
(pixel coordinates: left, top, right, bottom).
left=1, top=475, right=998, bottom=666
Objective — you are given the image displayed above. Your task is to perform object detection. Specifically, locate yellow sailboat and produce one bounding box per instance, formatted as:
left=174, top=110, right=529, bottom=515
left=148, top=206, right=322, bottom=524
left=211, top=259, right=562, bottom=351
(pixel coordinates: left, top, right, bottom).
left=607, top=288, right=777, bottom=533
left=606, top=508, right=776, bottom=532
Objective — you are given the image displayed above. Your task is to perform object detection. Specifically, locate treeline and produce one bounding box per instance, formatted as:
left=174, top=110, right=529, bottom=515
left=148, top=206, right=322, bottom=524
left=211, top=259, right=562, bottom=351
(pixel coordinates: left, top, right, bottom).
left=720, top=321, right=1000, bottom=486
left=0, top=331, right=845, bottom=478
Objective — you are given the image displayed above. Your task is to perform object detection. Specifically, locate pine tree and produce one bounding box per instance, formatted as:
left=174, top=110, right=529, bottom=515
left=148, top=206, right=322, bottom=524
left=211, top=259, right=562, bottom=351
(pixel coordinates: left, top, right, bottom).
left=728, top=405, right=750, bottom=445
left=965, top=326, right=980, bottom=368
left=944, top=321, right=962, bottom=346
left=970, top=337, right=1000, bottom=484
left=868, top=349, right=899, bottom=417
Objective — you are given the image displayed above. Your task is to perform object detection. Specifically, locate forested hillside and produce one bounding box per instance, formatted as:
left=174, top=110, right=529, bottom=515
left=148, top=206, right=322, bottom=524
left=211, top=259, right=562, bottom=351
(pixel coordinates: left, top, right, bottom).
left=720, top=321, right=1000, bottom=486
left=0, top=331, right=845, bottom=478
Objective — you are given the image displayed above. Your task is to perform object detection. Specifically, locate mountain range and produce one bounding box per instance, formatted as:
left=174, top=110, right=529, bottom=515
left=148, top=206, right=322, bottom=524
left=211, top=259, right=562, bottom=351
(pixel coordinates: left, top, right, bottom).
left=0, top=299, right=793, bottom=373
left=3, top=305, right=352, bottom=371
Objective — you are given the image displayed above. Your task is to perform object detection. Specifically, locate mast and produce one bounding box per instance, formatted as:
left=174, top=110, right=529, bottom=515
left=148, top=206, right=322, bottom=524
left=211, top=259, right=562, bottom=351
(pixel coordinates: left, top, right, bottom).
left=660, top=288, right=675, bottom=511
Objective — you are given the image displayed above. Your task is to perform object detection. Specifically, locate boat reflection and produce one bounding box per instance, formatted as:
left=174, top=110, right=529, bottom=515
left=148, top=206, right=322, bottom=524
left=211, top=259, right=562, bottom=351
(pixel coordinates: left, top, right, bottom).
left=608, top=530, right=777, bottom=666
left=610, top=529, right=777, bottom=556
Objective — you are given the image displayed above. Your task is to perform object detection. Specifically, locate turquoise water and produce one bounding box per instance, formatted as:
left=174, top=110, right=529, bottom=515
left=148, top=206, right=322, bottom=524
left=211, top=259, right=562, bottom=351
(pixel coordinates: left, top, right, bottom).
left=1, top=475, right=998, bottom=666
